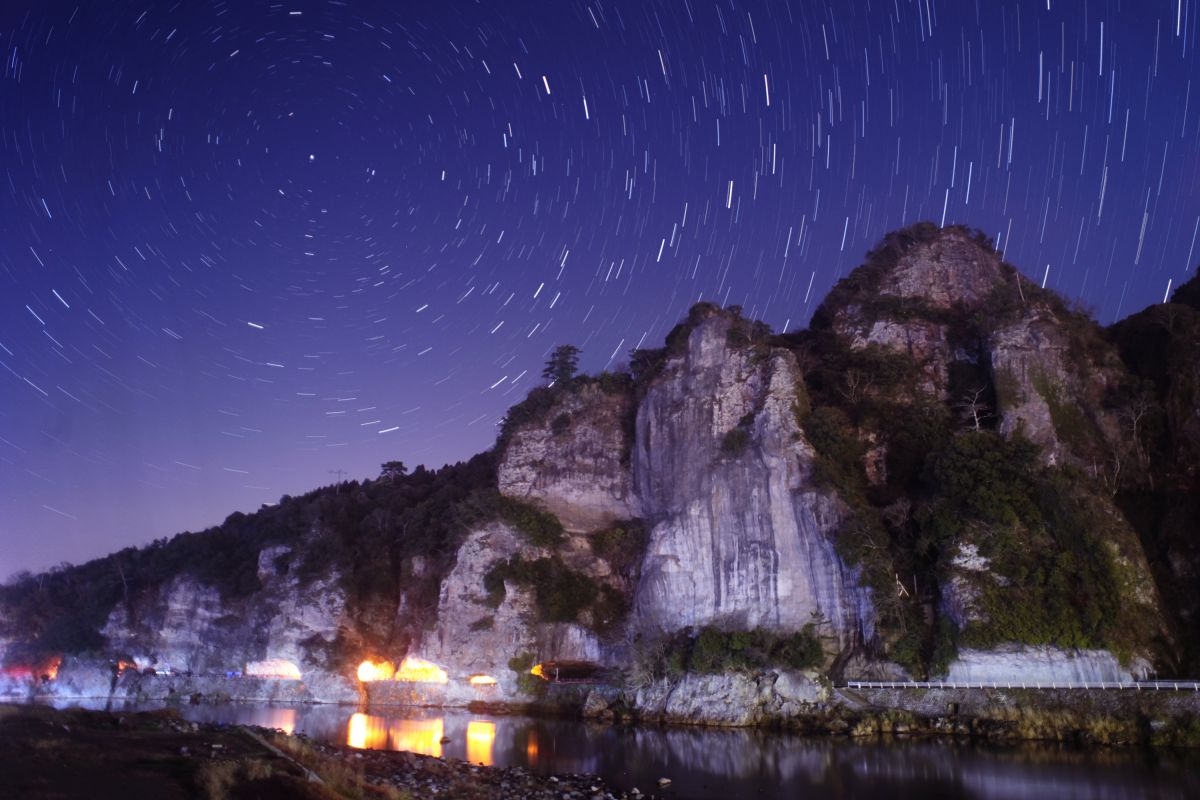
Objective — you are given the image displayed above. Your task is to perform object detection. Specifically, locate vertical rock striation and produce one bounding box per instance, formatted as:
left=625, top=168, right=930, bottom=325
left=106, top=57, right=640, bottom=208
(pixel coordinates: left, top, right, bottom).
left=631, top=310, right=873, bottom=645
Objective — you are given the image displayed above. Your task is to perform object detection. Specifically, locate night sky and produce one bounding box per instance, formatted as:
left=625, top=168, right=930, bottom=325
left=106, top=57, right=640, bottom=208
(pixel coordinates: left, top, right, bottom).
left=2, top=0, right=1198, bottom=576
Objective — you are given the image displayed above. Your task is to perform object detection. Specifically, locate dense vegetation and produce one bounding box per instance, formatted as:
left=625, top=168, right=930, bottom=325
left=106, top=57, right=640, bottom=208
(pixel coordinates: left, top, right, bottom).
left=4, top=225, right=1195, bottom=683
left=633, top=624, right=824, bottom=682
left=772, top=222, right=1173, bottom=677
left=1109, top=270, right=1200, bottom=672
left=1, top=453, right=497, bottom=668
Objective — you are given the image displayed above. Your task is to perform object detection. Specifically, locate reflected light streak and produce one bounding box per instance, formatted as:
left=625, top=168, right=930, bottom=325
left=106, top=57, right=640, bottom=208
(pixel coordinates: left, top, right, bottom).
left=389, top=718, right=445, bottom=757
left=526, top=730, right=540, bottom=767
left=466, top=720, right=496, bottom=766
left=347, top=712, right=389, bottom=750
left=264, top=708, right=297, bottom=735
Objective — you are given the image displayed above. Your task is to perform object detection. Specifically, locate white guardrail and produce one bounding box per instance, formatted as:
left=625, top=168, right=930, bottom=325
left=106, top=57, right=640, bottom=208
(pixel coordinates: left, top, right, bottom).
left=840, top=680, right=1200, bottom=691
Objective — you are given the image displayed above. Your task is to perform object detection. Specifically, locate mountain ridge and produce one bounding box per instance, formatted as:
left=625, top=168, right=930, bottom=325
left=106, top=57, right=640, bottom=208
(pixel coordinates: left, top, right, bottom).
left=2, top=222, right=1197, bottom=712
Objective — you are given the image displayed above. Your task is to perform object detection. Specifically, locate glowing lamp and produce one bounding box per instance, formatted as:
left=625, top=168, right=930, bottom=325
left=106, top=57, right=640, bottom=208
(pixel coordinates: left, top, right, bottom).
left=393, top=656, right=448, bottom=684
left=357, top=659, right=396, bottom=682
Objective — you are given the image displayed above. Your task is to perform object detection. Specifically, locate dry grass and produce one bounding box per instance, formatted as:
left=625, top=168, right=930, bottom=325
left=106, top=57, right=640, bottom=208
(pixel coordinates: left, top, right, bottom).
left=271, top=735, right=410, bottom=800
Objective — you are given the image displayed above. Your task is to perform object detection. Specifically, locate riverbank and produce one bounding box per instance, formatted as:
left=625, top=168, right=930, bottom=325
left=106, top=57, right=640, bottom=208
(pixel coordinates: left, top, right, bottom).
left=0, top=703, right=654, bottom=799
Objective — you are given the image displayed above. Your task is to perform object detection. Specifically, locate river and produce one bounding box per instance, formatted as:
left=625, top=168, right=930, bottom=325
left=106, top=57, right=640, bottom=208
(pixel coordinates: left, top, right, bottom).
left=37, top=699, right=1200, bottom=799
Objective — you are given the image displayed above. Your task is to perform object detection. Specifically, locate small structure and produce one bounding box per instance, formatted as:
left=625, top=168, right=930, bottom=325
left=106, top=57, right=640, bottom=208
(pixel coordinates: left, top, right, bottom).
left=530, top=660, right=604, bottom=684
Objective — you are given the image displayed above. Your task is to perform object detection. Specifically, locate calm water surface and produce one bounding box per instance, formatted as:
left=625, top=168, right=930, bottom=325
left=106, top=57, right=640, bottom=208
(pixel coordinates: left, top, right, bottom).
left=42, top=699, right=1200, bottom=799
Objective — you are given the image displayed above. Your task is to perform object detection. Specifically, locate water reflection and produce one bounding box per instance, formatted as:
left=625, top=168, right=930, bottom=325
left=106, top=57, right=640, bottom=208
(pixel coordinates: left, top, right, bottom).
left=387, top=717, right=444, bottom=758
left=466, top=720, right=495, bottom=766
left=35, top=698, right=1200, bottom=800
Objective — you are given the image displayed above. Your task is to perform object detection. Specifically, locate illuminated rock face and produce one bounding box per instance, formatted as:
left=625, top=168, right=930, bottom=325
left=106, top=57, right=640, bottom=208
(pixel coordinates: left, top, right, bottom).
left=632, top=314, right=874, bottom=645
left=498, top=383, right=639, bottom=532
left=357, top=660, right=395, bottom=682
left=93, top=542, right=357, bottom=702
left=418, top=521, right=602, bottom=696
left=244, top=659, right=301, bottom=679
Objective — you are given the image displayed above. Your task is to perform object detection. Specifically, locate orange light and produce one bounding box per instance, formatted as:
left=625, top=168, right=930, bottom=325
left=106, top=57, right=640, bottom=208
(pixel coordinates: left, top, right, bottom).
left=394, top=656, right=448, bottom=684
left=389, top=718, right=445, bottom=757
left=526, top=731, right=540, bottom=766
left=466, top=720, right=496, bottom=766
left=348, top=712, right=389, bottom=750
left=468, top=674, right=497, bottom=686
left=41, top=656, right=62, bottom=681
left=530, top=663, right=549, bottom=680
left=244, top=659, right=302, bottom=679
left=357, top=659, right=396, bottom=682
left=263, top=708, right=297, bottom=735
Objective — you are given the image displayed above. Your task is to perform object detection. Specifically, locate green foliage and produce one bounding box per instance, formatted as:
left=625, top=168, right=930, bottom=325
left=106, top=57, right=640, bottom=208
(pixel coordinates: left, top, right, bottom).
left=0, top=452, right=499, bottom=666
left=550, top=412, right=572, bottom=437
left=1031, top=371, right=1103, bottom=458
left=803, top=406, right=867, bottom=497
left=718, top=411, right=757, bottom=458
left=507, top=652, right=534, bottom=673
left=379, top=461, right=408, bottom=481
left=495, top=496, right=566, bottom=548
left=588, top=522, right=649, bottom=579
left=637, top=625, right=824, bottom=677
left=485, top=556, right=601, bottom=625
left=542, top=344, right=581, bottom=384
left=922, top=433, right=1148, bottom=657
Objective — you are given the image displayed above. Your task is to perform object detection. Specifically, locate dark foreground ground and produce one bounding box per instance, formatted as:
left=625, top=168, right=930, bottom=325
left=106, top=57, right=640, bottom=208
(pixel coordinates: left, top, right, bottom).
left=0, top=703, right=656, bottom=799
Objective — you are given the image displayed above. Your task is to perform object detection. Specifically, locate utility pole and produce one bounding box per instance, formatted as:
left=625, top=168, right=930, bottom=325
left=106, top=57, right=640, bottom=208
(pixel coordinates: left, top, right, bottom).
left=329, top=468, right=346, bottom=494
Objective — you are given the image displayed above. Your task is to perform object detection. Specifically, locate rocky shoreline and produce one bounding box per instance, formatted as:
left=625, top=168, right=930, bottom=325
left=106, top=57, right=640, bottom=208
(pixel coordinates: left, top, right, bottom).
left=0, top=702, right=659, bottom=799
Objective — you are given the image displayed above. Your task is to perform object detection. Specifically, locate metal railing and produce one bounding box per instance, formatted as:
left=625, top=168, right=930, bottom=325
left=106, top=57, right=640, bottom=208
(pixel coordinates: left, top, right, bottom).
left=840, top=680, right=1200, bottom=691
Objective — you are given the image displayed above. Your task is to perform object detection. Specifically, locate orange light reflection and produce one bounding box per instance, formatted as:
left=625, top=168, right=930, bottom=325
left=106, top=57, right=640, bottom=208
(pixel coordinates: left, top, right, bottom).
left=466, top=720, right=496, bottom=766
left=389, top=718, right=445, bottom=757
left=347, top=712, right=389, bottom=750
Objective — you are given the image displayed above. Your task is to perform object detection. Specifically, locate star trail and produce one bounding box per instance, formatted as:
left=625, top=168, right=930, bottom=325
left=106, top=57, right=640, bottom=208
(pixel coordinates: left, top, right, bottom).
left=2, top=0, right=1198, bottom=574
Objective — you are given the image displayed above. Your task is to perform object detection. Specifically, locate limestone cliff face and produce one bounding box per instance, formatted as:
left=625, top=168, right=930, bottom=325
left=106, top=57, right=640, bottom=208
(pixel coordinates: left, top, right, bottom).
left=631, top=312, right=873, bottom=644
left=825, top=226, right=1007, bottom=399
left=498, top=384, right=638, bottom=532
left=97, top=542, right=355, bottom=700
left=417, top=522, right=602, bottom=695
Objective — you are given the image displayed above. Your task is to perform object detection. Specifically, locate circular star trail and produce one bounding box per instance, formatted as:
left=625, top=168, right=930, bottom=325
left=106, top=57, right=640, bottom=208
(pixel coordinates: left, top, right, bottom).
left=1, top=0, right=1198, bottom=573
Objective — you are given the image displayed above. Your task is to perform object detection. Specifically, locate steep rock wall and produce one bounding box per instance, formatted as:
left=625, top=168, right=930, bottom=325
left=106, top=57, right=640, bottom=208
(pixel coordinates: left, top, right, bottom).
left=632, top=312, right=874, bottom=644
left=946, top=645, right=1150, bottom=683
left=417, top=522, right=603, bottom=699
left=101, top=544, right=348, bottom=683
left=498, top=384, right=637, bottom=532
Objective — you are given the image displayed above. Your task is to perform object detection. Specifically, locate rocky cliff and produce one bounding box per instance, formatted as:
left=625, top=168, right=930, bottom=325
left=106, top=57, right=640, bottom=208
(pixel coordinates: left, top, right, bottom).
left=2, top=223, right=1194, bottom=716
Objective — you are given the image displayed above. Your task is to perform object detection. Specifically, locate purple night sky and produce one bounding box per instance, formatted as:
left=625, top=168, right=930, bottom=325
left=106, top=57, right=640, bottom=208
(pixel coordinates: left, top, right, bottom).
left=2, top=0, right=1198, bottom=576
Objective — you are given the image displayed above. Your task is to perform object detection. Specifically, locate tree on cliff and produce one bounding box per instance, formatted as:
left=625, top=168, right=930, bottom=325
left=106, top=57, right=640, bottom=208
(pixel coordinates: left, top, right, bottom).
left=542, top=344, right=581, bottom=385
left=380, top=461, right=408, bottom=482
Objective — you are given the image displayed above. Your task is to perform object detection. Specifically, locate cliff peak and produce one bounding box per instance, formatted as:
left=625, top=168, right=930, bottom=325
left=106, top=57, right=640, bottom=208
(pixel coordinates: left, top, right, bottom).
left=815, top=223, right=1009, bottom=326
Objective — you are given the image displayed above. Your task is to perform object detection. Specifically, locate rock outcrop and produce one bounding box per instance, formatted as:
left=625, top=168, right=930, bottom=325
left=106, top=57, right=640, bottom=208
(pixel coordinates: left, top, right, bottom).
left=2, top=223, right=1191, bottom=715
left=417, top=522, right=603, bottom=696
left=632, top=310, right=873, bottom=645
left=498, top=383, right=637, bottom=532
